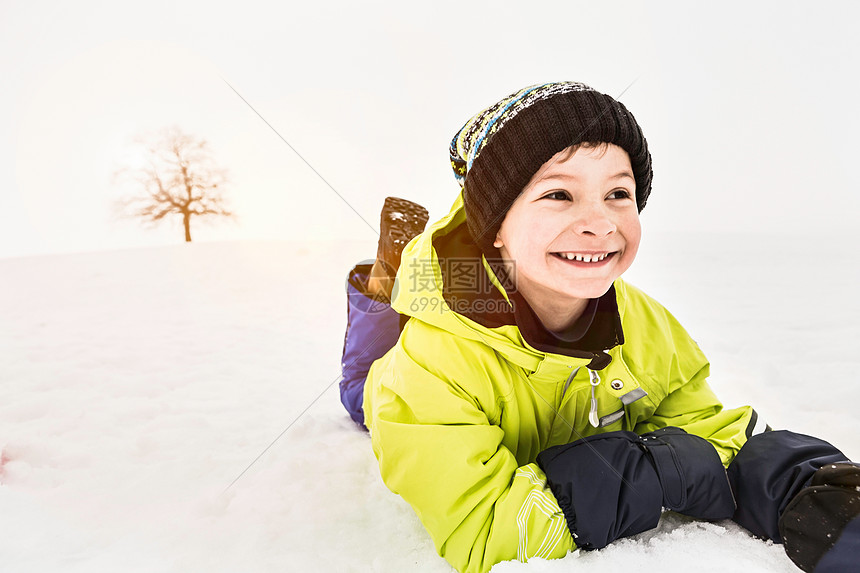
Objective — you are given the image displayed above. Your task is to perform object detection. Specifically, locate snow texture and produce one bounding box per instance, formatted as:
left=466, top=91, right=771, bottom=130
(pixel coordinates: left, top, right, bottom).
left=1, top=233, right=857, bottom=572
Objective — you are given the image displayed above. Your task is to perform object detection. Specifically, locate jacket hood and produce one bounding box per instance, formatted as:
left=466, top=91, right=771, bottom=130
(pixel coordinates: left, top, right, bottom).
left=390, top=192, right=625, bottom=372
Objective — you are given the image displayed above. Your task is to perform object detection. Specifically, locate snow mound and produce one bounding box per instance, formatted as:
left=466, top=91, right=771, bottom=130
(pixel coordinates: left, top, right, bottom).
left=0, top=234, right=857, bottom=572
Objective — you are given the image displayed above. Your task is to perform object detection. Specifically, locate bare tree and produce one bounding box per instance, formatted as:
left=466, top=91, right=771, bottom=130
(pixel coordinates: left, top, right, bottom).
left=114, top=127, right=234, bottom=242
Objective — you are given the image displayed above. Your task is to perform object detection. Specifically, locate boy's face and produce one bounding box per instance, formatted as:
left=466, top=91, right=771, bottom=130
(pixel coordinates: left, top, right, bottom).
left=493, top=143, right=641, bottom=308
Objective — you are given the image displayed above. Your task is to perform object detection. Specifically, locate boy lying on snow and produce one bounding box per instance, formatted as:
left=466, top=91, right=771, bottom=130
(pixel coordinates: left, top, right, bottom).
left=338, top=82, right=860, bottom=573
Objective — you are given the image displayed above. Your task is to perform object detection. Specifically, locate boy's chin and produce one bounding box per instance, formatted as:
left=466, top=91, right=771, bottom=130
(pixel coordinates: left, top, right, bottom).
left=514, top=272, right=620, bottom=304
left=544, top=282, right=615, bottom=303
left=570, top=286, right=614, bottom=300
left=571, top=278, right=621, bottom=299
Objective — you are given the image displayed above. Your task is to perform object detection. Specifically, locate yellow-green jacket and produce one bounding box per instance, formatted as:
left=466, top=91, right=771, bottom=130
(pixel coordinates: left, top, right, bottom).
left=363, top=193, right=758, bottom=573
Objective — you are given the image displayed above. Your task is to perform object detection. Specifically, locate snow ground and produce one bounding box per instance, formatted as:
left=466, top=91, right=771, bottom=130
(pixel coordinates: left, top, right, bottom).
left=1, top=232, right=857, bottom=572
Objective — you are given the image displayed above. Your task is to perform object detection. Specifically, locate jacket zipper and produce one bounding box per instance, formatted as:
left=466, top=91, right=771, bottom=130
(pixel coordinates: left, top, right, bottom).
left=548, top=367, right=580, bottom=437
left=560, top=367, right=579, bottom=400
left=588, top=369, right=601, bottom=427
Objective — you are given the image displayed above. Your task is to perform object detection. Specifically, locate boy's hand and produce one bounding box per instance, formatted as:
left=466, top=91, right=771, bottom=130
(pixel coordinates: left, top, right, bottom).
left=779, top=462, right=860, bottom=573
left=537, top=427, right=734, bottom=551
left=537, top=431, right=662, bottom=550
left=640, top=427, right=736, bottom=519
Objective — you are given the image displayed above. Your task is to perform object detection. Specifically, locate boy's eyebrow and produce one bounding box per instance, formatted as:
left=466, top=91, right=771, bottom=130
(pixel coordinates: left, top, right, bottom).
left=537, top=170, right=635, bottom=183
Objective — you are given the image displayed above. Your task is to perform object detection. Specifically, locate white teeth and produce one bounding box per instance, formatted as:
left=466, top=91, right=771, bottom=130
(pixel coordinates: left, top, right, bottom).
left=556, top=252, right=610, bottom=262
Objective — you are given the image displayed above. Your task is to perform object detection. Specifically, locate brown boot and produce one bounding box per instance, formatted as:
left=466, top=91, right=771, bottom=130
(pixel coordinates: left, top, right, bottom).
left=366, top=197, right=429, bottom=300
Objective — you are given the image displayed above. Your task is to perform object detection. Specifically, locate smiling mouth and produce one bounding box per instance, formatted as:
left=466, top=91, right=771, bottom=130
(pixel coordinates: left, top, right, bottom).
left=550, top=251, right=617, bottom=263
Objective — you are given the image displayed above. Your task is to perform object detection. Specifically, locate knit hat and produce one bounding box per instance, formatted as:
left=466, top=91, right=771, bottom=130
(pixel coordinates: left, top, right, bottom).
left=449, top=82, right=653, bottom=256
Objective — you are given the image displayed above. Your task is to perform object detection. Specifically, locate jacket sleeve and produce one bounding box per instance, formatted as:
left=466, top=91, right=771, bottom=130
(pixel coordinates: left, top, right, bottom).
left=632, top=365, right=760, bottom=466
left=620, top=283, right=763, bottom=466
left=363, top=322, right=575, bottom=573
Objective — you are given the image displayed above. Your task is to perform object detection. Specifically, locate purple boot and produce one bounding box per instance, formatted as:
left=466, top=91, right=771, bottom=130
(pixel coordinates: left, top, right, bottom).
left=340, top=263, right=403, bottom=426
left=339, top=198, right=429, bottom=427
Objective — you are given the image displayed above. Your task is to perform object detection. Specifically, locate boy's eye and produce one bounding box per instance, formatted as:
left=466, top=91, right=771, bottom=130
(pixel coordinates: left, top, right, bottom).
left=607, top=189, right=632, bottom=200
left=543, top=190, right=571, bottom=201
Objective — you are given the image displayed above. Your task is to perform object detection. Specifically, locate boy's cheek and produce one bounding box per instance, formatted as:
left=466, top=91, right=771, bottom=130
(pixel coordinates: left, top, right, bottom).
left=625, top=214, right=643, bottom=250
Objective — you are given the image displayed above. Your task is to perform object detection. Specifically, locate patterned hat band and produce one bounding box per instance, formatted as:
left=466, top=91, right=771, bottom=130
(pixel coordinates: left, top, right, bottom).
left=449, top=82, right=653, bottom=256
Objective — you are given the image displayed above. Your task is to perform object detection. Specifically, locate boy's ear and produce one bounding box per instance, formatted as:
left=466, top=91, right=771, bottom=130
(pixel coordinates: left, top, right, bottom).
left=493, top=233, right=503, bottom=249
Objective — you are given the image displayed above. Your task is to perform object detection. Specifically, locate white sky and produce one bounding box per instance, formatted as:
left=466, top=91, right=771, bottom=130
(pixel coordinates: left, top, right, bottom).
left=2, top=1, right=859, bottom=259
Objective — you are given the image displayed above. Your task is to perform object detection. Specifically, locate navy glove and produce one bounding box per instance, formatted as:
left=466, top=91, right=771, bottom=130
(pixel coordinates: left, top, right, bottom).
left=640, top=427, right=736, bottom=519
left=779, top=462, right=860, bottom=573
left=537, top=427, right=735, bottom=550
left=727, top=430, right=847, bottom=541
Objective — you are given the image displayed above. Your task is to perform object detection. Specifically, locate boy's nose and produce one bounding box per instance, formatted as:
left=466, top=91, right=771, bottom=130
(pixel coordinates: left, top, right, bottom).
left=573, top=204, right=616, bottom=237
